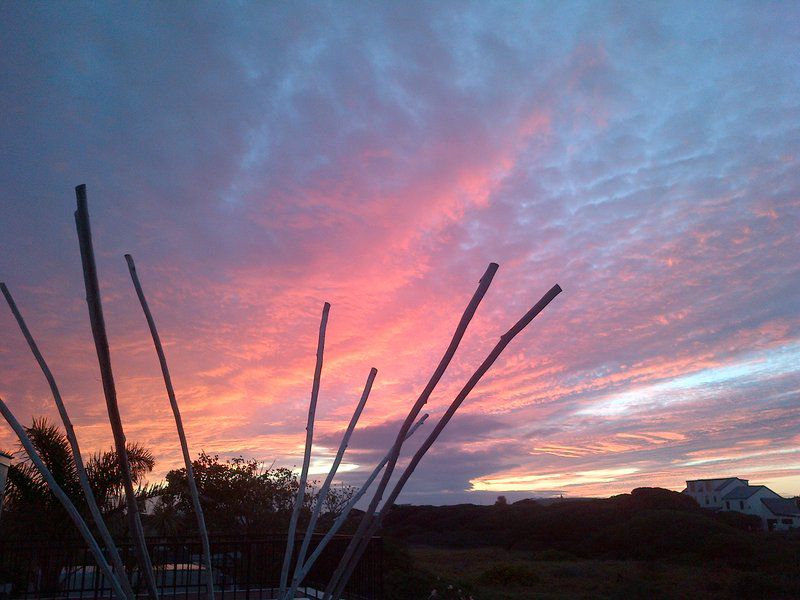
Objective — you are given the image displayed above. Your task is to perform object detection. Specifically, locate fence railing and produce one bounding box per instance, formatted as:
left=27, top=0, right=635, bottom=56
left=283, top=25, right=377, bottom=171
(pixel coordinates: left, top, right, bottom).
left=0, top=534, right=382, bottom=600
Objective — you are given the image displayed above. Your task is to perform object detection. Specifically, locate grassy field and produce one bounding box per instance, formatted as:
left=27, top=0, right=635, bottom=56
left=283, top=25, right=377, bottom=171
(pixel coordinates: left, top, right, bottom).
left=400, top=545, right=792, bottom=600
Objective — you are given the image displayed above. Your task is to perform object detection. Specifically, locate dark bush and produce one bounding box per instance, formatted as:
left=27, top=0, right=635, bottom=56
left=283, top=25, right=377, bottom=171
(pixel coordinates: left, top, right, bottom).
left=731, top=572, right=783, bottom=599
left=595, top=509, right=751, bottom=561
left=532, top=548, right=577, bottom=561
left=713, top=509, right=763, bottom=532
left=477, top=563, right=540, bottom=585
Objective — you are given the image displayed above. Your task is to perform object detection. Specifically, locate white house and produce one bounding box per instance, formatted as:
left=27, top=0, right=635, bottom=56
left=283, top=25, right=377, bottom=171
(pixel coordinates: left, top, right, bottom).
left=758, top=497, right=800, bottom=531
left=720, top=484, right=800, bottom=531
left=683, top=477, right=800, bottom=531
left=0, top=451, right=12, bottom=516
left=683, top=477, right=749, bottom=509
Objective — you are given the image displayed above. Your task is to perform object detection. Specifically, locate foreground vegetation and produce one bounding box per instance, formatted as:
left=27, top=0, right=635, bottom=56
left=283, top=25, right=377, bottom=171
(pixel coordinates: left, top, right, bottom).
left=395, top=546, right=800, bottom=600
left=380, top=488, right=800, bottom=599
left=0, top=417, right=354, bottom=540
left=4, top=420, right=799, bottom=598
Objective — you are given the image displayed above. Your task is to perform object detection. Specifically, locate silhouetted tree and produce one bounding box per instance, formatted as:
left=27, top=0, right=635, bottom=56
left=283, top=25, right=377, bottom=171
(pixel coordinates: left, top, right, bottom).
left=1, top=417, right=156, bottom=541
left=157, top=452, right=355, bottom=536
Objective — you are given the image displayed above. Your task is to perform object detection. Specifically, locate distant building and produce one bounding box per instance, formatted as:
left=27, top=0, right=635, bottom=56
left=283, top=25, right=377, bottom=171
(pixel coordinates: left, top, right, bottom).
left=684, top=477, right=749, bottom=509
left=683, top=476, right=800, bottom=531
left=0, top=451, right=12, bottom=518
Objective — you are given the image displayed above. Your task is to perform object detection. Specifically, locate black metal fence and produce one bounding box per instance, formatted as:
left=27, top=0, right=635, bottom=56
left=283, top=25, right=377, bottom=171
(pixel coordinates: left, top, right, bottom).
left=0, top=535, right=382, bottom=600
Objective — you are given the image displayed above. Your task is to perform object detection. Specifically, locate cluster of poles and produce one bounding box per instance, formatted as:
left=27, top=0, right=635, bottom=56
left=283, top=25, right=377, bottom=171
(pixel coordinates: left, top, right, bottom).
left=0, top=184, right=562, bottom=600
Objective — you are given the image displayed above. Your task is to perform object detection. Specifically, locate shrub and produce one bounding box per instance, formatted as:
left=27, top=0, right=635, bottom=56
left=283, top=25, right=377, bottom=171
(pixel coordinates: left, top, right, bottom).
left=477, top=563, right=540, bottom=585
left=532, top=549, right=577, bottom=561
left=731, top=572, right=782, bottom=599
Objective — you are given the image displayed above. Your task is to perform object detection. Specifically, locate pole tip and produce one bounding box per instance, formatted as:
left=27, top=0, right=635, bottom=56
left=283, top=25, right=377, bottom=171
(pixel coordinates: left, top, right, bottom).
left=74, top=184, right=88, bottom=214
left=482, top=262, right=500, bottom=282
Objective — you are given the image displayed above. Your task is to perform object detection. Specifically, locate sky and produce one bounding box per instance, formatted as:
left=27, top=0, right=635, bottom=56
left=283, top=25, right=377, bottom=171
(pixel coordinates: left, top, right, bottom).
left=0, top=2, right=798, bottom=505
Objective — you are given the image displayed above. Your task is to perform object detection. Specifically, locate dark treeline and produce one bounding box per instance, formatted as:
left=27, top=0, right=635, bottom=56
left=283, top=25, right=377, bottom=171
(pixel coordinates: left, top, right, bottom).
left=0, top=418, right=355, bottom=541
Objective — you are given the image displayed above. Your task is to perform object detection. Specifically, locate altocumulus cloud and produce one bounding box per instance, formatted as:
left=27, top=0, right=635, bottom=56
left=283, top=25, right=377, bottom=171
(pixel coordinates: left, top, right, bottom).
left=0, top=1, right=798, bottom=503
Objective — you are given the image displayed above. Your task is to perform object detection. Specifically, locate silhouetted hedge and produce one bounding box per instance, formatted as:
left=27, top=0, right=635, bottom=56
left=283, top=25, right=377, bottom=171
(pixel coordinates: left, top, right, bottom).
left=381, top=487, right=800, bottom=570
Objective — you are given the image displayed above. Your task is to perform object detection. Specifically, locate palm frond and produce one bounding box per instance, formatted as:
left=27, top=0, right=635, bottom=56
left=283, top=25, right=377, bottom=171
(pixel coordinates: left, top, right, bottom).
left=86, top=442, right=156, bottom=513
left=20, top=418, right=78, bottom=489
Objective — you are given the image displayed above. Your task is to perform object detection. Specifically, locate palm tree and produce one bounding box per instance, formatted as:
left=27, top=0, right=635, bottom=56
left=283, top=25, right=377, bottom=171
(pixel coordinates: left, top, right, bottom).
left=1, top=417, right=157, bottom=541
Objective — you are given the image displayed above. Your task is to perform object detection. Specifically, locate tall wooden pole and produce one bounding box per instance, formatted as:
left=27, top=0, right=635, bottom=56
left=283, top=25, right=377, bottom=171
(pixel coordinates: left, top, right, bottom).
left=329, top=284, right=562, bottom=598
left=324, top=263, right=498, bottom=597
left=290, top=413, right=429, bottom=591
left=285, top=368, right=377, bottom=599
left=0, top=283, right=134, bottom=600
left=279, top=302, right=330, bottom=596
left=0, top=398, right=128, bottom=600
left=73, top=185, right=159, bottom=600
left=125, top=255, right=215, bottom=600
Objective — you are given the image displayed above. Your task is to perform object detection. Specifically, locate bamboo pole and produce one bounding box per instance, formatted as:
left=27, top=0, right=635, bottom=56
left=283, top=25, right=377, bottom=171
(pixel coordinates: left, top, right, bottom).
left=323, top=263, right=498, bottom=597
left=290, top=413, right=428, bottom=591
left=0, top=397, right=128, bottom=600
left=329, top=284, right=562, bottom=598
left=279, top=302, right=330, bottom=596
left=73, top=185, right=160, bottom=600
left=124, top=254, right=215, bottom=600
left=284, top=368, right=377, bottom=599
left=0, top=283, right=135, bottom=600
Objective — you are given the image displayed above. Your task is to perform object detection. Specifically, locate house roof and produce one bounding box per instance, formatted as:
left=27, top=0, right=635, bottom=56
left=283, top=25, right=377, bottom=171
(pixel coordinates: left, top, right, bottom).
left=723, top=485, right=768, bottom=500
left=761, top=498, right=800, bottom=518
left=713, top=478, right=744, bottom=491
left=686, top=477, right=748, bottom=491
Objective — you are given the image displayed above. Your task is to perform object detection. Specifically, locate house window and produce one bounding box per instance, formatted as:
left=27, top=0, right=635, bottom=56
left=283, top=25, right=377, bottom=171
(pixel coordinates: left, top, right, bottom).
left=726, top=501, right=730, bottom=509
left=713, top=496, right=717, bottom=502
left=781, top=519, right=792, bottom=525
left=705, top=497, right=709, bottom=505
left=739, top=501, right=744, bottom=509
